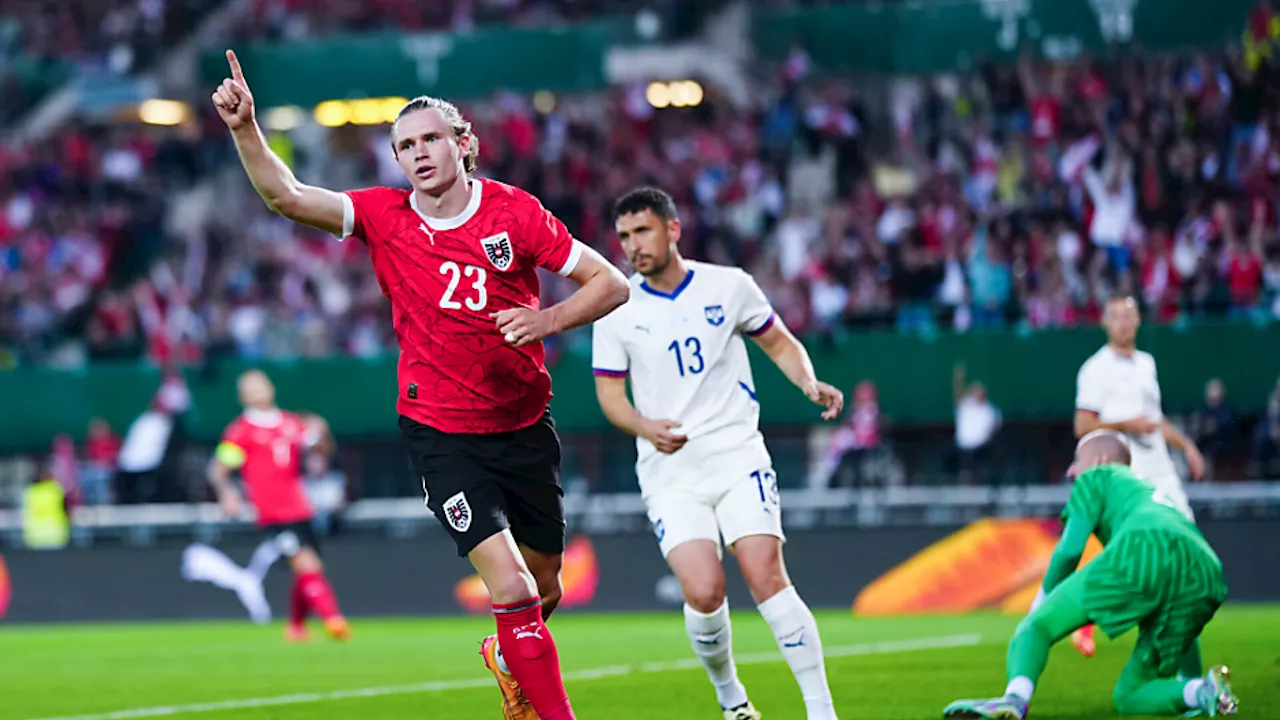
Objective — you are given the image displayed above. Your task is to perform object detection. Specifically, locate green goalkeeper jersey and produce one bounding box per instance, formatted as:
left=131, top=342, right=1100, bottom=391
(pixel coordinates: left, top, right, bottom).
left=1042, top=463, right=1219, bottom=595
left=1062, top=463, right=1199, bottom=545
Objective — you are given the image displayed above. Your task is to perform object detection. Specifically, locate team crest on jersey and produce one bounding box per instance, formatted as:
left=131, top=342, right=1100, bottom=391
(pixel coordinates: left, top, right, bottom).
left=480, top=232, right=514, bottom=271
left=443, top=491, right=472, bottom=532
left=704, top=305, right=726, bottom=327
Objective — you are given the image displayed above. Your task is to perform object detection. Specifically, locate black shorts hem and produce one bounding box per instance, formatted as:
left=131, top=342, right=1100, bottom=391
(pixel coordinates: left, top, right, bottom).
left=400, top=411, right=565, bottom=558
left=260, top=520, right=320, bottom=558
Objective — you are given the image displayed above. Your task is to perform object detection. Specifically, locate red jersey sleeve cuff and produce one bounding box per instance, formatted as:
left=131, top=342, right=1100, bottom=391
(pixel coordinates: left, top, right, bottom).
left=746, top=313, right=776, bottom=337
left=593, top=368, right=628, bottom=377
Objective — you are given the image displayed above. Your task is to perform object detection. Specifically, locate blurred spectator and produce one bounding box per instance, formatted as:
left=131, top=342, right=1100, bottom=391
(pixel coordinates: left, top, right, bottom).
left=49, top=433, right=81, bottom=507
left=82, top=418, right=122, bottom=505
left=952, top=363, right=1001, bottom=484
left=303, top=450, right=347, bottom=536
left=10, top=11, right=1280, bottom=373
left=114, top=370, right=190, bottom=504
left=22, top=466, right=69, bottom=550
left=818, top=381, right=886, bottom=488
left=1083, top=148, right=1136, bottom=272
left=1252, top=377, right=1280, bottom=477
left=1189, top=379, right=1235, bottom=479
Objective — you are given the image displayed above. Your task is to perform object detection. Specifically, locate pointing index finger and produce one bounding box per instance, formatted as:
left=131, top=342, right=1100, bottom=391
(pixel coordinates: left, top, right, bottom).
left=226, top=49, right=247, bottom=86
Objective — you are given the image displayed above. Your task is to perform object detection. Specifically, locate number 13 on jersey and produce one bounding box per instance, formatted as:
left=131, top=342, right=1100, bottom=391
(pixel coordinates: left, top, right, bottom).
left=667, top=337, right=704, bottom=376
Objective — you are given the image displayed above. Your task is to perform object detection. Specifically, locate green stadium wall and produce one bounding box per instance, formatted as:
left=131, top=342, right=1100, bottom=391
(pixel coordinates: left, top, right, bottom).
left=1, top=321, right=1275, bottom=452
left=753, top=0, right=1256, bottom=74
left=200, top=0, right=1253, bottom=109
left=202, top=21, right=630, bottom=108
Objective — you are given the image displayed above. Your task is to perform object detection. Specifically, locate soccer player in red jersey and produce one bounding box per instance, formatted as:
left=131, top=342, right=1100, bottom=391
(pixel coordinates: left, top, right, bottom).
left=212, top=51, right=628, bottom=720
left=208, top=369, right=350, bottom=642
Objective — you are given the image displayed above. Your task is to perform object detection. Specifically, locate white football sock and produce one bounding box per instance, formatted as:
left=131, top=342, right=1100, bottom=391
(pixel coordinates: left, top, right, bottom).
left=1183, top=678, right=1205, bottom=708
left=1005, top=676, right=1035, bottom=701
left=685, top=600, right=749, bottom=710
left=758, top=586, right=838, bottom=720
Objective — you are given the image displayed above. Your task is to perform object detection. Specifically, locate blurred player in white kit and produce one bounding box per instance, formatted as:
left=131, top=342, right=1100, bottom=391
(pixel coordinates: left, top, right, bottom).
left=592, top=187, right=845, bottom=720
left=1067, top=293, right=1206, bottom=656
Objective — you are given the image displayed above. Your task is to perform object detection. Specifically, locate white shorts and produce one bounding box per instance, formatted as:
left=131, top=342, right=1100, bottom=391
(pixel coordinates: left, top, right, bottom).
left=1151, top=474, right=1194, bottom=522
left=644, top=466, right=785, bottom=558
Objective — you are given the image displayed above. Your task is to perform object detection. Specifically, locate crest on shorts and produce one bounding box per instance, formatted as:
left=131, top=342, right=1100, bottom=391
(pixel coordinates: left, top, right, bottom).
left=704, top=305, right=725, bottom=327
left=443, top=491, right=472, bottom=532
left=480, top=232, right=514, bottom=271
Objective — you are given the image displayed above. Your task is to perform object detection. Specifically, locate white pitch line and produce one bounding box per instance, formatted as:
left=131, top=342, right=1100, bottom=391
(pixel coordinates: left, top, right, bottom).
left=28, top=633, right=982, bottom=720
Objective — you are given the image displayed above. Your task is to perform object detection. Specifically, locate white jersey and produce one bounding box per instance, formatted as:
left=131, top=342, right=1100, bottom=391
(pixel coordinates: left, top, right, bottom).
left=1075, top=345, right=1179, bottom=481
left=592, top=261, right=775, bottom=495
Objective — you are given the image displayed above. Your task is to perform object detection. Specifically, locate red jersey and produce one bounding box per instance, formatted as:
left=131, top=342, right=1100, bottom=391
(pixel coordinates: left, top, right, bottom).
left=1225, top=252, right=1263, bottom=304
left=339, top=178, right=581, bottom=434
left=218, top=410, right=313, bottom=525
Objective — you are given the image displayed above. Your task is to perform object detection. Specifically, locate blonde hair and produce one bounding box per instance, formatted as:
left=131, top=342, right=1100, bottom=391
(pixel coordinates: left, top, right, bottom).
left=393, top=96, right=479, bottom=175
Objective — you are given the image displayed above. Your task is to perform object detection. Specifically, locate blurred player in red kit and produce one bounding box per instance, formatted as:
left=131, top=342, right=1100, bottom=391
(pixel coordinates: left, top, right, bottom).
left=212, top=50, right=629, bottom=719
left=208, top=369, right=350, bottom=643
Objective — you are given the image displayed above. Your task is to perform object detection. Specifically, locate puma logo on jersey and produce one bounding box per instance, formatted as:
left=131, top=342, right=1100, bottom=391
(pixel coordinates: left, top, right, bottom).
left=419, top=223, right=435, bottom=245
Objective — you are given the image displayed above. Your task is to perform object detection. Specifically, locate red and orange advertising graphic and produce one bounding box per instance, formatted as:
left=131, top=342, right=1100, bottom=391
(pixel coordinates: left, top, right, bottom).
left=455, top=535, right=600, bottom=614
left=853, top=518, right=1103, bottom=616
left=0, top=554, right=10, bottom=620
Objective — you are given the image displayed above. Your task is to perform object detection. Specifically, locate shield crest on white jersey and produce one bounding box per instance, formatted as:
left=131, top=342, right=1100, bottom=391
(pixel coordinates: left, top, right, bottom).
left=480, top=232, right=514, bottom=271
left=705, top=305, right=726, bottom=327
left=443, top=491, right=472, bottom=532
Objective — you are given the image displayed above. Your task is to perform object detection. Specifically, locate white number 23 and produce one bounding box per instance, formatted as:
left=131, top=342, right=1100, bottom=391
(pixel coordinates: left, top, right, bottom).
left=439, top=261, right=487, bottom=311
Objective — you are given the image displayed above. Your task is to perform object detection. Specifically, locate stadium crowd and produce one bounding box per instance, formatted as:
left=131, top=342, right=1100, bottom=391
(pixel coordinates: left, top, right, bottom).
left=7, top=29, right=1280, bottom=367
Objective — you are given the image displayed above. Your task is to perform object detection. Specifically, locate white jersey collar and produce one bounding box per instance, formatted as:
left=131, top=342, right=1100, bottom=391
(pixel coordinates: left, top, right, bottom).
left=243, top=407, right=283, bottom=428
left=411, top=178, right=483, bottom=231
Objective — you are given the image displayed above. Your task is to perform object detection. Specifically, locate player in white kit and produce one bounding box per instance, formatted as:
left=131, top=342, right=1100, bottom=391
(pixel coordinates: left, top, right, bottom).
left=1067, top=293, right=1206, bottom=656
left=593, top=188, right=845, bottom=720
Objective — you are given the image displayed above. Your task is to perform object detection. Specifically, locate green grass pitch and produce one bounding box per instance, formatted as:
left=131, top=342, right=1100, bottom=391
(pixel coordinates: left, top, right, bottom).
left=3, top=605, right=1276, bottom=719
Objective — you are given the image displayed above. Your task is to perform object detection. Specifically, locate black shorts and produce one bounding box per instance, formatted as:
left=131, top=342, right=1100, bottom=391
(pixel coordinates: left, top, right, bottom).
left=400, top=410, right=565, bottom=557
left=261, top=520, right=321, bottom=558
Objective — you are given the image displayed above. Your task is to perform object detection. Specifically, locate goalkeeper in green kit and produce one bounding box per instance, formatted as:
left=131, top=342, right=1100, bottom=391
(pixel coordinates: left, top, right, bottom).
left=943, top=430, right=1239, bottom=719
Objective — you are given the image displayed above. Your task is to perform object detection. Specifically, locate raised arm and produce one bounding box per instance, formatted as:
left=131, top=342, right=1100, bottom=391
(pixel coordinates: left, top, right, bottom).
left=212, top=50, right=345, bottom=236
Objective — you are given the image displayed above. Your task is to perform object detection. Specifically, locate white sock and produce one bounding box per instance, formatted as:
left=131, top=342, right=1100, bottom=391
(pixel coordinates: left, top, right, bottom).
left=495, top=641, right=511, bottom=674
left=684, top=600, right=749, bottom=710
left=1005, top=676, right=1035, bottom=701
left=758, top=586, right=838, bottom=720
left=1183, top=678, right=1205, bottom=708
